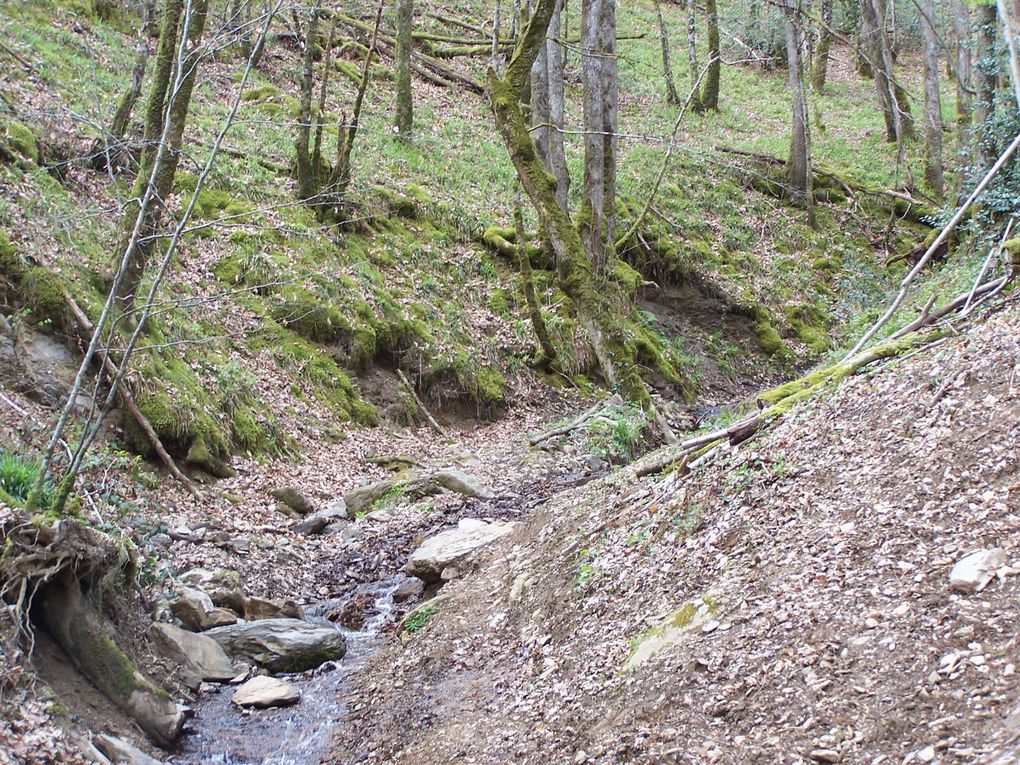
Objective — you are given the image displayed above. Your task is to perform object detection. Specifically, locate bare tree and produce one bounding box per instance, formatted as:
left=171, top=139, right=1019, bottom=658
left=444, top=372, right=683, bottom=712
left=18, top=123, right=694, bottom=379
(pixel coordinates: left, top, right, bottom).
left=976, top=2, right=998, bottom=167
left=685, top=0, right=704, bottom=112
left=654, top=0, right=681, bottom=104
left=812, top=0, right=833, bottom=91
left=784, top=0, right=814, bottom=222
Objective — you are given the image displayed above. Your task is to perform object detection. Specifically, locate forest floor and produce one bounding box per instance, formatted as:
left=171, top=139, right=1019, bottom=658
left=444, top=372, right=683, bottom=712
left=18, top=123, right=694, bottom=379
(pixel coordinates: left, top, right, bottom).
left=325, top=297, right=1020, bottom=765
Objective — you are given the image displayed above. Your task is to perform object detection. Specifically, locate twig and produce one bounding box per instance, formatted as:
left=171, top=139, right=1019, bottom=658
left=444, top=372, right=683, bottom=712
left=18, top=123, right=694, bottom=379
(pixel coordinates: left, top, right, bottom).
left=396, top=369, right=446, bottom=437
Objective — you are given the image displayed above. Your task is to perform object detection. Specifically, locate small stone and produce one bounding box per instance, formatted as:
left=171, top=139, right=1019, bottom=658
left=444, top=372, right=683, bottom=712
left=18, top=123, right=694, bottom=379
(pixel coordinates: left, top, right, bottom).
left=949, top=548, right=1007, bottom=593
left=1004, top=663, right=1015, bottom=677
left=231, top=675, right=301, bottom=708
left=148, top=533, right=172, bottom=548
left=573, top=751, right=588, bottom=764
left=702, top=620, right=720, bottom=634
left=865, top=617, right=879, bottom=629
left=917, top=745, right=936, bottom=762
left=809, top=748, right=841, bottom=763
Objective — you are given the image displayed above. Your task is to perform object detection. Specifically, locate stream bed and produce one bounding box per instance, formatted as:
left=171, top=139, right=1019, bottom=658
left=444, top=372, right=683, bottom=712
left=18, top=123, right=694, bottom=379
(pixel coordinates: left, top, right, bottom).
left=169, top=579, right=400, bottom=765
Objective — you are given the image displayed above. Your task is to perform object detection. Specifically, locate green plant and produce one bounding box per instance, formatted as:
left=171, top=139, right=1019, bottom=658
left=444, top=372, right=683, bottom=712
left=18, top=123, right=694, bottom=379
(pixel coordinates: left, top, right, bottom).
left=403, top=603, right=439, bottom=633
left=0, top=453, right=52, bottom=506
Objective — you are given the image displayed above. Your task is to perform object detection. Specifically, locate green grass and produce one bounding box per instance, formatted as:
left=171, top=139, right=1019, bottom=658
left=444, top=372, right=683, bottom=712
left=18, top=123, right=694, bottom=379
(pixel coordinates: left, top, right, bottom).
left=0, top=452, right=52, bottom=506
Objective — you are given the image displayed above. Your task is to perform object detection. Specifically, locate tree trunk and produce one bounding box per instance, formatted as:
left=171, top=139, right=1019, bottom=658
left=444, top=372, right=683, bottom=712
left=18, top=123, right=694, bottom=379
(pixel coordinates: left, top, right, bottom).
left=654, top=0, right=681, bottom=104
left=99, top=0, right=155, bottom=166
left=514, top=188, right=557, bottom=367
left=394, top=0, right=414, bottom=140
left=294, top=1, right=320, bottom=201
left=784, top=3, right=814, bottom=222
left=546, top=0, right=569, bottom=211
left=812, top=0, right=833, bottom=92
left=486, top=0, right=652, bottom=406
left=702, top=0, right=721, bottom=110
left=976, top=2, right=998, bottom=167
left=857, top=0, right=875, bottom=78
left=919, top=0, right=944, bottom=200
left=580, top=0, right=606, bottom=271
left=952, top=0, right=973, bottom=131
left=600, top=0, right=618, bottom=262
left=113, top=0, right=209, bottom=317
left=685, top=0, right=704, bottom=112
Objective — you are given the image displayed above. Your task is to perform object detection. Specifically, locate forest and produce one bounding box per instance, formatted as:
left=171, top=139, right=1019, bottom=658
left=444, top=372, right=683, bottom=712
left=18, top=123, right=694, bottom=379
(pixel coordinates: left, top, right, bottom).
left=0, top=0, right=1018, bottom=762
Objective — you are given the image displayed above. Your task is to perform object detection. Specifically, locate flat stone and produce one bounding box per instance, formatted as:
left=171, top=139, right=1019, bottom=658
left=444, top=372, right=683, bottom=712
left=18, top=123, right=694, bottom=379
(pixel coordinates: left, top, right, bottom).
left=293, top=502, right=349, bottom=535
left=244, top=596, right=303, bottom=621
left=205, top=618, right=346, bottom=673
left=430, top=469, right=496, bottom=499
left=149, top=623, right=238, bottom=687
left=269, top=486, right=315, bottom=516
left=405, top=519, right=517, bottom=584
left=949, top=548, right=1006, bottom=593
left=231, top=675, right=301, bottom=708
left=92, top=734, right=162, bottom=765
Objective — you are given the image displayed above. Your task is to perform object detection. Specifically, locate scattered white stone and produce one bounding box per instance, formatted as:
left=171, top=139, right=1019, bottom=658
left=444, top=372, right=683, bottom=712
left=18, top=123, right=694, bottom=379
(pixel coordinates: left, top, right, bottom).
left=231, top=675, right=301, bottom=708
left=809, top=748, right=841, bottom=763
left=949, top=548, right=1007, bottom=593
left=917, top=745, right=936, bottom=762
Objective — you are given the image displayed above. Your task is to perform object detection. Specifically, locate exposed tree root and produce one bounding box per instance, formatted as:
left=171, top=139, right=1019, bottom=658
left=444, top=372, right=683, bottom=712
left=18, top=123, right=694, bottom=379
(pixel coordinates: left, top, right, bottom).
left=0, top=510, right=183, bottom=747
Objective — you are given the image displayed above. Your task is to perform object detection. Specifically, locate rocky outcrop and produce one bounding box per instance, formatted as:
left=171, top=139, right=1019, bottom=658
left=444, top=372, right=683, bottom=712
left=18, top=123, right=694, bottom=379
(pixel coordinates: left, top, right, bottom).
left=293, top=500, right=348, bottom=535
left=231, top=676, right=301, bottom=708
left=405, top=518, right=517, bottom=584
left=204, top=619, right=346, bottom=673
left=148, top=623, right=238, bottom=688
left=243, top=596, right=304, bottom=621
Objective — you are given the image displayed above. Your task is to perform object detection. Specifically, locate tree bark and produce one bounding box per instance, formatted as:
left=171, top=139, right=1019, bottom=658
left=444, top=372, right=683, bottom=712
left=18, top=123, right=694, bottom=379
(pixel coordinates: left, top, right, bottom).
left=702, top=0, right=721, bottom=110
left=654, top=0, right=681, bottom=104
left=546, top=0, right=569, bottom=211
left=394, top=0, right=414, bottom=140
left=919, top=0, right=944, bottom=200
left=811, top=0, right=833, bottom=92
left=581, top=0, right=606, bottom=271
left=976, top=2, right=999, bottom=166
left=784, top=2, right=814, bottom=222
left=685, top=0, right=704, bottom=112
left=294, top=1, right=320, bottom=201
left=112, top=0, right=209, bottom=317
left=514, top=188, right=558, bottom=367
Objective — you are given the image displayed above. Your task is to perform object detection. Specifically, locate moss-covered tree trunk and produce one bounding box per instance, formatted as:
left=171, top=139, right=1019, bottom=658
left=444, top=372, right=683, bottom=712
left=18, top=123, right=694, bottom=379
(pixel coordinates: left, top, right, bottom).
left=976, top=2, right=999, bottom=167
left=294, top=1, right=321, bottom=202
left=811, top=0, right=833, bottom=92
left=701, top=0, right=720, bottom=110
left=487, top=0, right=650, bottom=406
left=514, top=189, right=557, bottom=367
left=112, top=0, right=209, bottom=318
left=919, top=0, right=944, bottom=200
left=394, top=0, right=414, bottom=141
left=863, top=0, right=915, bottom=143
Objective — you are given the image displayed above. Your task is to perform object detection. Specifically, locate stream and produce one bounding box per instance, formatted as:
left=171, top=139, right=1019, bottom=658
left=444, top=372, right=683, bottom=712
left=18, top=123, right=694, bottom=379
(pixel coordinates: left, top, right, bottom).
left=169, top=579, right=401, bottom=765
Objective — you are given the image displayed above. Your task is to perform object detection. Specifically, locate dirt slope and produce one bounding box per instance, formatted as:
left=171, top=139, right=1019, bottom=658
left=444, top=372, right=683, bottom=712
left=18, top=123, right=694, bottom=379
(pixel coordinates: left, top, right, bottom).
left=332, top=300, right=1020, bottom=765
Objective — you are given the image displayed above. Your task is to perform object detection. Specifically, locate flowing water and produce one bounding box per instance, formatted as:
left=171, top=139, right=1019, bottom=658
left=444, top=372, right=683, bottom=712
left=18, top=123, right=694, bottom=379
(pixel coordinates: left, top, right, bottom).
left=170, top=579, right=401, bottom=765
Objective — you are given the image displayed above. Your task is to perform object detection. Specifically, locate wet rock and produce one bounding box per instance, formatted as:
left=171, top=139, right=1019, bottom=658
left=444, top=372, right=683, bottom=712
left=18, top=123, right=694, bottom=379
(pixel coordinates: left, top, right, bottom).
left=405, top=518, right=517, bottom=584
left=232, top=675, right=301, bottom=709
left=205, top=618, right=346, bottom=673
left=270, top=486, right=315, bottom=517
left=392, top=577, right=424, bottom=603
left=293, top=501, right=348, bottom=535
left=92, top=735, right=161, bottom=765
left=949, top=548, right=1007, bottom=593
left=149, top=623, right=238, bottom=688
left=244, top=596, right=304, bottom=621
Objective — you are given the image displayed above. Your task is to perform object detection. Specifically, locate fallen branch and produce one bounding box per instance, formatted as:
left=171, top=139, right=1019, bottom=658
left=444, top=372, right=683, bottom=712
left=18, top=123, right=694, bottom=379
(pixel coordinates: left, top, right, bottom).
left=529, top=396, right=624, bottom=446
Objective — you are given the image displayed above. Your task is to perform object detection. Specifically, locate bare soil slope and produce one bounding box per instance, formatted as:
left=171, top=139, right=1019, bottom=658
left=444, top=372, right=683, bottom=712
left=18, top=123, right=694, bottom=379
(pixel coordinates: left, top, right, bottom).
left=333, top=300, right=1020, bottom=765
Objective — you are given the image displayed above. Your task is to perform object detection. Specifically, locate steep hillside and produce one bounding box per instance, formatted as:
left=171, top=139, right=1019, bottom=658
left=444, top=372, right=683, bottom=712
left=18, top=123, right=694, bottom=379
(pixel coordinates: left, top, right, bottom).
left=332, top=299, right=1020, bottom=764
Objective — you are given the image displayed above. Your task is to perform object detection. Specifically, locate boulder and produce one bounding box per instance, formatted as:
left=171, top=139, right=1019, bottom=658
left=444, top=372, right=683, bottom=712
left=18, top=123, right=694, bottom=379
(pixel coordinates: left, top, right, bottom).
left=209, top=587, right=246, bottom=615
left=949, top=548, right=1007, bottom=593
left=149, top=623, right=238, bottom=688
left=170, top=588, right=235, bottom=631
left=344, top=479, right=401, bottom=516
left=92, top=735, right=162, bottom=765
left=431, top=469, right=496, bottom=499
left=270, top=486, right=315, bottom=516
left=405, top=518, right=517, bottom=584
left=293, top=500, right=348, bottom=535
left=231, top=675, right=300, bottom=708
left=243, top=596, right=304, bottom=621
left=204, top=618, right=346, bottom=673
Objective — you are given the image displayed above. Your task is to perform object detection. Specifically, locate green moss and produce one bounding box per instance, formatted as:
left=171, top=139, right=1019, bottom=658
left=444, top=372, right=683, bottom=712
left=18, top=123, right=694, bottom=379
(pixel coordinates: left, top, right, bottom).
left=785, top=304, right=829, bottom=353
left=612, top=259, right=644, bottom=292
left=22, top=267, right=66, bottom=326
left=401, top=602, right=440, bottom=634
left=269, top=287, right=347, bottom=343
left=475, top=366, right=507, bottom=407
left=241, top=84, right=281, bottom=102
left=0, top=120, right=39, bottom=164
left=0, top=229, right=25, bottom=281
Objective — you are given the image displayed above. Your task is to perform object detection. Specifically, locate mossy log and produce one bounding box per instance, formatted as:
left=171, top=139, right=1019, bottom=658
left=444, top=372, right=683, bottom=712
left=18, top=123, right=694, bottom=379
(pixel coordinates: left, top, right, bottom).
left=1, top=514, right=183, bottom=747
